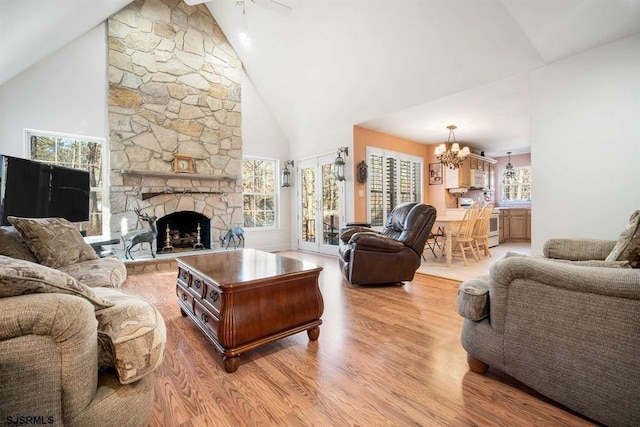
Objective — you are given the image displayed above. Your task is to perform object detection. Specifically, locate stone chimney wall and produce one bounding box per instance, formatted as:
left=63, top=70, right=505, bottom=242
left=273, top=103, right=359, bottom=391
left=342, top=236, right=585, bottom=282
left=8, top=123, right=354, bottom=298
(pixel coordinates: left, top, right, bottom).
left=107, top=0, right=243, bottom=244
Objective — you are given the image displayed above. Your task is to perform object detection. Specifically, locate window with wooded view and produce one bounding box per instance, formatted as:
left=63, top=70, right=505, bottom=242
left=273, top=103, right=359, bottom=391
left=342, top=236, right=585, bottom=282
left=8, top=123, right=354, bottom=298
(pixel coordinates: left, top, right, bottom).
left=502, top=166, right=531, bottom=202
left=242, top=158, right=277, bottom=228
left=28, top=132, right=105, bottom=236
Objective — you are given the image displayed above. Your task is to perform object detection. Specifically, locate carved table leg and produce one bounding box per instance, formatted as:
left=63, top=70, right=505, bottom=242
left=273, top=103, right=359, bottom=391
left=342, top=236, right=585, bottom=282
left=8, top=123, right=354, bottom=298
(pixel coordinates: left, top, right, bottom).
left=307, top=326, right=320, bottom=341
left=467, top=354, right=489, bottom=374
left=180, top=307, right=188, bottom=317
left=223, top=355, right=240, bottom=373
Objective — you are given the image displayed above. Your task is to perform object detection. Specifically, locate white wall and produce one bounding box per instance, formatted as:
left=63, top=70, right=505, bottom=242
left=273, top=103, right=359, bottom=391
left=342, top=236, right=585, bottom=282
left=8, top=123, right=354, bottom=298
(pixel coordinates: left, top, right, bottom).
left=0, top=24, right=108, bottom=156
left=530, top=34, right=640, bottom=255
left=244, top=81, right=356, bottom=250
left=241, top=71, right=293, bottom=251
left=290, top=125, right=355, bottom=230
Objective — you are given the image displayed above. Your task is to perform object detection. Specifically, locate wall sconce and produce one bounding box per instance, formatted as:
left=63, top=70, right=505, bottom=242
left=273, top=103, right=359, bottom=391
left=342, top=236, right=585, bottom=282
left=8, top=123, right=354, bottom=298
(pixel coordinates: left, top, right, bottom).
left=281, top=160, right=294, bottom=187
left=334, top=147, right=349, bottom=181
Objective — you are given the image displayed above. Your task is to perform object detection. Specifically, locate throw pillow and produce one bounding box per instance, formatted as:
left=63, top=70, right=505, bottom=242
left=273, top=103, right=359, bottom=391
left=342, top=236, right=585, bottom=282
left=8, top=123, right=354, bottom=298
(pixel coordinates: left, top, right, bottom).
left=605, top=210, right=640, bottom=268
left=93, top=287, right=166, bottom=384
left=8, top=216, right=98, bottom=269
left=0, top=255, right=113, bottom=309
left=0, top=226, right=37, bottom=262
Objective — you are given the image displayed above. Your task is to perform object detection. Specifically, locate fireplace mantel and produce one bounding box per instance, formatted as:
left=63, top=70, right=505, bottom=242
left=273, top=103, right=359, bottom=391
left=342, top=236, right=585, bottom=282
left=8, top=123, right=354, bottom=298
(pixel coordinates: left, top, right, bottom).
left=120, top=169, right=237, bottom=181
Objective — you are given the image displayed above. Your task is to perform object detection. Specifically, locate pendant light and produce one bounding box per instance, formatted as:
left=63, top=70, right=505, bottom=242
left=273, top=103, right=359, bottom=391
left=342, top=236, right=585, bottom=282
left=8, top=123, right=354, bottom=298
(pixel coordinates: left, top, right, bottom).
left=503, top=152, right=515, bottom=180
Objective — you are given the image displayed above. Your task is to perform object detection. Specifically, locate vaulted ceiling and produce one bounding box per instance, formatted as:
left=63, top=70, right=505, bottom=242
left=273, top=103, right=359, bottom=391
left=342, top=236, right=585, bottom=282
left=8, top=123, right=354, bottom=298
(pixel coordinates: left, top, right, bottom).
left=2, top=0, right=640, bottom=156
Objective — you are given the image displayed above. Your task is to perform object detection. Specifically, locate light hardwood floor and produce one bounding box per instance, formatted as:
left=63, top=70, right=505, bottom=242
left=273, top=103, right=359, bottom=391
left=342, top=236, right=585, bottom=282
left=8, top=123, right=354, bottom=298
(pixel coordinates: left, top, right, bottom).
left=122, top=251, right=596, bottom=426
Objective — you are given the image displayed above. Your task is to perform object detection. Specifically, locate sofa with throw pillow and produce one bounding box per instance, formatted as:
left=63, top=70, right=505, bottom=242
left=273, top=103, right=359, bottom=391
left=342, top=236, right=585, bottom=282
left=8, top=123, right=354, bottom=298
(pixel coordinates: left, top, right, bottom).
left=1, top=217, right=127, bottom=288
left=0, top=217, right=166, bottom=426
left=456, top=210, right=640, bottom=427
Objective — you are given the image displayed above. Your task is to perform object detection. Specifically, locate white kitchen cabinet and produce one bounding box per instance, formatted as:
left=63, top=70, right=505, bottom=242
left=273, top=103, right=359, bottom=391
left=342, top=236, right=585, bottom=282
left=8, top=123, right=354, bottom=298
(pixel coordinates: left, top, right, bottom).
left=445, top=160, right=471, bottom=189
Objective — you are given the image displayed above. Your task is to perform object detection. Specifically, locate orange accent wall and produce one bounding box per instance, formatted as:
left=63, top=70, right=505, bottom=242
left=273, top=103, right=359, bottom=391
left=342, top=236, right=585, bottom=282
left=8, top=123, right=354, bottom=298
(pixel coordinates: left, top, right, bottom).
left=353, top=126, right=437, bottom=222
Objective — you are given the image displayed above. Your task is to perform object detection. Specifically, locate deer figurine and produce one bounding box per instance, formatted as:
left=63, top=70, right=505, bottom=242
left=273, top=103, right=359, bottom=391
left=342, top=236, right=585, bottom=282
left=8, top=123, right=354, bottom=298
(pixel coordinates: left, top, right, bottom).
left=220, top=226, right=245, bottom=249
left=124, top=208, right=158, bottom=260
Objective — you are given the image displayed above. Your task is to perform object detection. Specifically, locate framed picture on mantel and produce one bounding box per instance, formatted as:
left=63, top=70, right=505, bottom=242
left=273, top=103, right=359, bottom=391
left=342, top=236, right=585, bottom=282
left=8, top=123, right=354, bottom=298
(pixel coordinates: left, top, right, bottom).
left=429, top=163, right=443, bottom=185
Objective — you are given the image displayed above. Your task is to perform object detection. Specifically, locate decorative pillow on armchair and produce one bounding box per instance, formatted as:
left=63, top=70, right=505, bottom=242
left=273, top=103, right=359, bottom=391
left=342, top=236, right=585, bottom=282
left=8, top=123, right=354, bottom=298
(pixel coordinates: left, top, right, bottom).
left=606, top=210, right=640, bottom=268
left=0, top=226, right=37, bottom=262
left=92, top=287, right=166, bottom=384
left=8, top=217, right=98, bottom=269
left=0, top=255, right=113, bottom=309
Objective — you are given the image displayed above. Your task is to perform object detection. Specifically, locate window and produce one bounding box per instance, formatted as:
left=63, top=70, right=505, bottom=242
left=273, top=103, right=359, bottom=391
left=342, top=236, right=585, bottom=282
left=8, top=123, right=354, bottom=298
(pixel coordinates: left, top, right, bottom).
left=242, top=157, right=277, bottom=228
left=367, top=148, right=422, bottom=227
left=501, top=166, right=531, bottom=202
left=27, top=130, right=106, bottom=237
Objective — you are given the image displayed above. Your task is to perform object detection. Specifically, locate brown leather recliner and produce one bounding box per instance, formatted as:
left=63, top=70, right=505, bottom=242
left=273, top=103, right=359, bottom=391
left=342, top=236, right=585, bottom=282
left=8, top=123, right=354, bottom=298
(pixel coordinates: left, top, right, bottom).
left=338, top=202, right=437, bottom=285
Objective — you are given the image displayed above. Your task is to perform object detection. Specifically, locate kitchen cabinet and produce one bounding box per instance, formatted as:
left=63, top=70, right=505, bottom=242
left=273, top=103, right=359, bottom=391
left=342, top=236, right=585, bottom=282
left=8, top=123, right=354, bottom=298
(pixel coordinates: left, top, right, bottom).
left=469, top=158, right=491, bottom=171
left=509, top=213, right=527, bottom=239
left=470, top=157, right=478, bottom=170
left=500, top=208, right=531, bottom=241
left=500, top=209, right=509, bottom=243
left=488, top=163, right=495, bottom=190
left=445, top=159, right=471, bottom=188
left=445, top=154, right=497, bottom=190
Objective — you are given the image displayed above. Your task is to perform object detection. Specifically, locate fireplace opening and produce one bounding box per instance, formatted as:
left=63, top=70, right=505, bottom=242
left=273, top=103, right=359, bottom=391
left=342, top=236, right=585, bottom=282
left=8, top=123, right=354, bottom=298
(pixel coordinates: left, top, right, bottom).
left=156, top=211, right=211, bottom=254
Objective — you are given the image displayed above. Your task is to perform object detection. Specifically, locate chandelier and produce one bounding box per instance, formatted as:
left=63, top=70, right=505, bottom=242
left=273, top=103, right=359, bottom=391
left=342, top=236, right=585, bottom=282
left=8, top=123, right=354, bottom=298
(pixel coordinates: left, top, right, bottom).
left=434, top=125, right=470, bottom=170
left=503, top=151, right=516, bottom=180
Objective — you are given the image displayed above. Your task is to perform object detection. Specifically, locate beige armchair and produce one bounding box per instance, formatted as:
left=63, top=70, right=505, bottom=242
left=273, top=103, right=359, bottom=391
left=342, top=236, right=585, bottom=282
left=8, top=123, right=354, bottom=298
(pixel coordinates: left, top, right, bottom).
left=1, top=221, right=166, bottom=426
left=456, top=234, right=640, bottom=427
left=1, top=293, right=159, bottom=426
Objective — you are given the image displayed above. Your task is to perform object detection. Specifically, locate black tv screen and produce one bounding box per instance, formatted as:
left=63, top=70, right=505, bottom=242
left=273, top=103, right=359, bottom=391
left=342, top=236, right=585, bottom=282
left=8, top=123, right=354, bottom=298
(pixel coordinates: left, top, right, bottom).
left=0, top=155, right=90, bottom=226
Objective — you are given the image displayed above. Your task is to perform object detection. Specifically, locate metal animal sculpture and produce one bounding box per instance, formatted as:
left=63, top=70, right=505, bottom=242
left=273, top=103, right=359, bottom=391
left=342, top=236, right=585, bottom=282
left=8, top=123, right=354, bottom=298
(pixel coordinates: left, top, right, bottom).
left=124, top=208, right=158, bottom=260
left=220, top=226, right=245, bottom=249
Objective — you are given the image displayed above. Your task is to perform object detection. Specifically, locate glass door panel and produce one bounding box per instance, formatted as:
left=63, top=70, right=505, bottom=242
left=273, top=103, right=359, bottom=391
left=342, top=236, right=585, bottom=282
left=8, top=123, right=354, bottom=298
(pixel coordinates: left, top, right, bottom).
left=298, top=160, right=317, bottom=252
left=321, top=162, right=340, bottom=248
left=297, top=155, right=343, bottom=256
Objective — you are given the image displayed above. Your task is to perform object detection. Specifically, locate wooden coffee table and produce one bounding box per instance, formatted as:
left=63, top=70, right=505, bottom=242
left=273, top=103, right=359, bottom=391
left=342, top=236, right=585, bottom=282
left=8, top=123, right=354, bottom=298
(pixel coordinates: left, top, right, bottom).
left=175, top=249, right=324, bottom=373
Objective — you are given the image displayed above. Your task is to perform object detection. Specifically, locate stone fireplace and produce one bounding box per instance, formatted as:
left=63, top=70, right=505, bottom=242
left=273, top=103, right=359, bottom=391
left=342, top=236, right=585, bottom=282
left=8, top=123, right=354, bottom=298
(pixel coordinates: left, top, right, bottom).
left=107, top=0, right=243, bottom=257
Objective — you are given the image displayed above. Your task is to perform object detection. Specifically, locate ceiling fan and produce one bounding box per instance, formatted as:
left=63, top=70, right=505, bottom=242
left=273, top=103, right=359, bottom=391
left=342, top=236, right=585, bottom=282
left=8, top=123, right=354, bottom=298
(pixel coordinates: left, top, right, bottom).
left=184, top=0, right=292, bottom=17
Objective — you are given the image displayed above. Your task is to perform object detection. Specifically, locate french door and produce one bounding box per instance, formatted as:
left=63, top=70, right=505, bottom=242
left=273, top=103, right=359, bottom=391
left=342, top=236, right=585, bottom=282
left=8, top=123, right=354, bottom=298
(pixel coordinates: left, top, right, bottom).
left=297, top=155, right=344, bottom=256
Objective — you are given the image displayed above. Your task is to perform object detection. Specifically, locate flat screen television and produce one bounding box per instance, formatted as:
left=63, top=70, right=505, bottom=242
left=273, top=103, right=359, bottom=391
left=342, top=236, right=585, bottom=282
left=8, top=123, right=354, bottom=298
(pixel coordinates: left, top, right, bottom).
left=0, top=154, right=90, bottom=226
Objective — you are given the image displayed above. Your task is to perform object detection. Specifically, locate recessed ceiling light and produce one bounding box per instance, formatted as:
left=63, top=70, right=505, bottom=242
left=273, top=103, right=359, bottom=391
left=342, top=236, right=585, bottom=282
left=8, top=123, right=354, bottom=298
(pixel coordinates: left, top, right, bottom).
left=239, top=32, right=251, bottom=46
